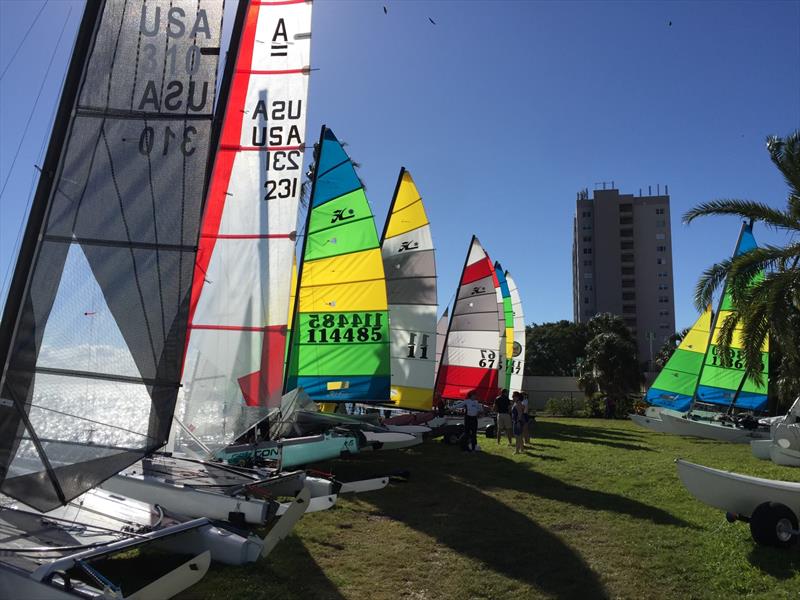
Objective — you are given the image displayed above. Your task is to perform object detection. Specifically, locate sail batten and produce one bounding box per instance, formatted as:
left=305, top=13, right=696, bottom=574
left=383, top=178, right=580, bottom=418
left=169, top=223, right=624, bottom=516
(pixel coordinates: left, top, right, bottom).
left=380, top=168, right=437, bottom=410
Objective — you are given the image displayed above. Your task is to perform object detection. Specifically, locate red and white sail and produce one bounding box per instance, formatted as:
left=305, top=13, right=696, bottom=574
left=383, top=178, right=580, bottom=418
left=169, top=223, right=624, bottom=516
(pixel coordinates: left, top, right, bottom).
left=178, top=0, right=312, bottom=446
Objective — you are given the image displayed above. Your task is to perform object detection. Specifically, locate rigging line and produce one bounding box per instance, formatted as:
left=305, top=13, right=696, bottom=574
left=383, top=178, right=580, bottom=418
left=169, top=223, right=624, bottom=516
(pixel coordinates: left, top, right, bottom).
left=0, top=0, right=49, bottom=81
left=0, top=4, right=72, bottom=201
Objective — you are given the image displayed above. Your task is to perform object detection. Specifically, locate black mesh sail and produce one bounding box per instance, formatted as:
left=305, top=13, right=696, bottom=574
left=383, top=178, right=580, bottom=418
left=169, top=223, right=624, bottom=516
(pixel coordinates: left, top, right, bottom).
left=0, top=0, right=224, bottom=511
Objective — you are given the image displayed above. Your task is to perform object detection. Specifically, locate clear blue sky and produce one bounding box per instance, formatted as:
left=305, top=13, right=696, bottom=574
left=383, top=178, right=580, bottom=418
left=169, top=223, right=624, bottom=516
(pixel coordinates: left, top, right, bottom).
left=1, top=0, right=798, bottom=333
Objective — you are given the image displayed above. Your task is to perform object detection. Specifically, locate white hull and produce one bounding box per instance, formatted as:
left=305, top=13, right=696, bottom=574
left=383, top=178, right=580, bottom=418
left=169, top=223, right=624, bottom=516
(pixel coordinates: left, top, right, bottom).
left=339, top=476, right=390, bottom=494
left=384, top=424, right=431, bottom=436
left=362, top=430, right=421, bottom=450
left=660, top=411, right=769, bottom=443
left=676, top=459, right=800, bottom=518
left=751, top=439, right=774, bottom=460
left=770, top=445, right=800, bottom=467
left=629, top=413, right=671, bottom=433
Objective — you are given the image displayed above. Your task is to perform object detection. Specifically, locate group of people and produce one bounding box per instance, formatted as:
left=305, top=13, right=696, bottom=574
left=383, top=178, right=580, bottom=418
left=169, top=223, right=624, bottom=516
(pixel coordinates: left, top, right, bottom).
left=493, top=389, right=533, bottom=454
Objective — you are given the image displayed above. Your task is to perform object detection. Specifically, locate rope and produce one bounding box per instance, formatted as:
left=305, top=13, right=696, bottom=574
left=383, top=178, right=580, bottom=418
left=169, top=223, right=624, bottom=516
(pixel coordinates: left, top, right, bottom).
left=0, top=0, right=49, bottom=81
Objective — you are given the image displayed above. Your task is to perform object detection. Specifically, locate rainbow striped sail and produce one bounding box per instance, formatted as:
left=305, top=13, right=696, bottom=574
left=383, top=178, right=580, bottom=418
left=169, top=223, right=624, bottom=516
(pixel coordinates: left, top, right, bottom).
left=494, top=263, right=514, bottom=390
left=284, top=127, right=390, bottom=402
left=645, top=306, right=713, bottom=412
left=434, top=307, right=449, bottom=377
left=380, top=168, right=438, bottom=411
left=695, top=223, right=769, bottom=411
left=506, top=270, right=526, bottom=395
left=435, top=236, right=502, bottom=404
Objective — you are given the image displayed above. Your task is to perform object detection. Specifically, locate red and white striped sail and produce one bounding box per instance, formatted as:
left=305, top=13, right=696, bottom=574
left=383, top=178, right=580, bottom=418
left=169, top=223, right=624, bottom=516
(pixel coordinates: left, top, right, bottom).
left=177, top=0, right=312, bottom=446
left=434, top=236, right=502, bottom=405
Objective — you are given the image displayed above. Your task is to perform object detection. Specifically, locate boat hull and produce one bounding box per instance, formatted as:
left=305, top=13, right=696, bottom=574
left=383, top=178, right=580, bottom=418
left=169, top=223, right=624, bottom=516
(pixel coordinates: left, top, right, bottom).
left=676, top=459, right=800, bottom=519
left=751, top=439, right=774, bottom=460
left=660, top=411, right=769, bottom=443
left=629, top=413, right=671, bottom=433
left=770, top=445, right=800, bottom=467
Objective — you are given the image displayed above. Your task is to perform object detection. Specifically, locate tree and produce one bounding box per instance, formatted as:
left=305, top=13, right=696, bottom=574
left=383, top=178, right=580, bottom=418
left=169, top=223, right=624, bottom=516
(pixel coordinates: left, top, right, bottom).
left=577, top=314, right=642, bottom=417
left=683, top=130, right=800, bottom=412
left=524, top=320, right=590, bottom=376
left=653, top=327, right=690, bottom=371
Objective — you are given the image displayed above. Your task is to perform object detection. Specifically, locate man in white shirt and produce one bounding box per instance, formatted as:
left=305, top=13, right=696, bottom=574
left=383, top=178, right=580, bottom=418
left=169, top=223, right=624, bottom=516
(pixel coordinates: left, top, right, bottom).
left=463, top=390, right=482, bottom=451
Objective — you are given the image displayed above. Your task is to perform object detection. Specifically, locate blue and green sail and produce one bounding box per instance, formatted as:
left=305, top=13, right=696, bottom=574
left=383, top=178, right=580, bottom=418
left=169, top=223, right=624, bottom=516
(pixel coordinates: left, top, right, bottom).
left=283, top=126, right=390, bottom=402
left=695, top=223, right=769, bottom=411
left=494, top=263, right=514, bottom=390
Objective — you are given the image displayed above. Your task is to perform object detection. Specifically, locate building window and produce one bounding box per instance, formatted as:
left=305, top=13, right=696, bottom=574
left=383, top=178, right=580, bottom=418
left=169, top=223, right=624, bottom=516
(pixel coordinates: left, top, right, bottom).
left=582, top=224, right=592, bottom=230
left=657, top=258, right=666, bottom=265
left=619, top=203, right=633, bottom=212
left=620, top=228, right=633, bottom=238
left=658, top=296, right=670, bottom=303
left=624, top=317, right=637, bottom=328
left=622, top=279, right=635, bottom=288
left=659, top=323, right=671, bottom=329
left=584, top=273, right=593, bottom=279
left=584, top=297, right=589, bottom=304
left=622, top=291, right=636, bottom=301
left=623, top=304, right=636, bottom=314
left=621, top=266, right=635, bottom=275
left=659, top=310, right=670, bottom=317
left=584, top=284, right=593, bottom=291
left=656, top=233, right=665, bottom=240
left=656, top=245, right=666, bottom=252
left=620, top=216, right=633, bottom=225
left=583, top=260, right=593, bottom=266
left=582, top=211, right=592, bottom=218
left=583, top=236, right=592, bottom=242
left=655, top=208, right=665, bottom=215
left=621, top=240, right=634, bottom=250
left=658, top=283, right=669, bottom=290
left=583, top=248, right=592, bottom=254
left=656, top=219, right=666, bottom=227
left=621, top=253, right=634, bottom=263
left=658, top=271, right=668, bottom=278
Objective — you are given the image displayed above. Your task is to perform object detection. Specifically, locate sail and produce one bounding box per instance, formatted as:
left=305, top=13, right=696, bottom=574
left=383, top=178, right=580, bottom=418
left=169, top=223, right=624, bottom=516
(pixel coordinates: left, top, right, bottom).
left=0, top=0, right=224, bottom=511
left=434, top=307, right=449, bottom=377
left=494, top=263, right=514, bottom=390
left=380, top=168, right=437, bottom=411
left=177, top=0, right=313, bottom=446
left=696, top=224, right=769, bottom=411
left=434, top=236, right=502, bottom=404
left=645, top=306, right=713, bottom=412
left=284, top=127, right=390, bottom=402
left=506, top=270, right=526, bottom=395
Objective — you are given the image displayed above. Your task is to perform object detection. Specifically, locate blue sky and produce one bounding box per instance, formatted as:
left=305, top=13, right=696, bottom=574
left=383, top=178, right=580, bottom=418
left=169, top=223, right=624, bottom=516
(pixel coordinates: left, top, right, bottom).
left=1, top=0, right=798, bottom=333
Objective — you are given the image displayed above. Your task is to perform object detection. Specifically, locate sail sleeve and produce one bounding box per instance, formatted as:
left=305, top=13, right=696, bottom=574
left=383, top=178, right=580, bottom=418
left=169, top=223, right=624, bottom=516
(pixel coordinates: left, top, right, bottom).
left=284, top=127, right=390, bottom=402
left=0, top=0, right=224, bottom=511
left=696, top=224, right=769, bottom=411
left=176, top=0, right=313, bottom=447
left=434, top=237, right=501, bottom=405
left=381, top=169, right=437, bottom=411
left=645, top=306, right=713, bottom=412
left=505, top=270, right=526, bottom=395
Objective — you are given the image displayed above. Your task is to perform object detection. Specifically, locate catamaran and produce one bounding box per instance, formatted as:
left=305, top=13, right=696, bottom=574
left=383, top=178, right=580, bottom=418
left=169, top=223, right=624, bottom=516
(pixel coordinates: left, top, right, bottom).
left=635, top=223, right=771, bottom=442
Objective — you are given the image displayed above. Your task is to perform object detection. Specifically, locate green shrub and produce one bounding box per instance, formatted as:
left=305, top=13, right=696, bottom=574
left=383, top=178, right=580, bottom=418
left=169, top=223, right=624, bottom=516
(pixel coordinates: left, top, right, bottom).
left=545, top=396, right=583, bottom=417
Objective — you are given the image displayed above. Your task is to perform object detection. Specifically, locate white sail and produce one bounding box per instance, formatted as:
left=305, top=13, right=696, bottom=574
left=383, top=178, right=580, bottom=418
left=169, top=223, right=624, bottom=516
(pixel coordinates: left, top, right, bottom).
left=506, top=270, right=526, bottom=395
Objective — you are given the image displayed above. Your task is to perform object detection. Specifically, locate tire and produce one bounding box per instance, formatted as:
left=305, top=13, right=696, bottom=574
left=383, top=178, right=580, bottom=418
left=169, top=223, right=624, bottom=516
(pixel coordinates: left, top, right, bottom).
left=750, top=502, right=799, bottom=548
left=443, top=426, right=463, bottom=446
left=485, top=424, right=496, bottom=438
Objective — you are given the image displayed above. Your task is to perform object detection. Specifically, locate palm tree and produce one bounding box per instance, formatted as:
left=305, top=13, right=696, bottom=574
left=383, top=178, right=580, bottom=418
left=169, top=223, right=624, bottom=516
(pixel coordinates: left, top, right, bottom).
left=683, top=130, right=800, bottom=411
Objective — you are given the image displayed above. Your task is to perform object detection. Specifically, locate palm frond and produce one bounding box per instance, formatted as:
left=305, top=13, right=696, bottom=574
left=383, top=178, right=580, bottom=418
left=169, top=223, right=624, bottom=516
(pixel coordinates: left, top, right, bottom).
left=682, top=199, right=800, bottom=231
left=766, top=130, right=800, bottom=200
left=694, top=259, right=731, bottom=311
left=715, top=311, right=740, bottom=368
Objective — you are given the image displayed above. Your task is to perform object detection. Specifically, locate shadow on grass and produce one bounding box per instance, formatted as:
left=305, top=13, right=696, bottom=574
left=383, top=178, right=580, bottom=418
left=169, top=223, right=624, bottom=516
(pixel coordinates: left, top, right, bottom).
left=537, top=421, right=653, bottom=452
left=523, top=451, right=565, bottom=461
left=747, top=544, right=800, bottom=579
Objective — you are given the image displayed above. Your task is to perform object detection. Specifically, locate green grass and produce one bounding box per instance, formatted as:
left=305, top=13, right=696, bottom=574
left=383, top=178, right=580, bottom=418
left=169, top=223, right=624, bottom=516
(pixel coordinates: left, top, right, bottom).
left=169, top=418, right=799, bottom=599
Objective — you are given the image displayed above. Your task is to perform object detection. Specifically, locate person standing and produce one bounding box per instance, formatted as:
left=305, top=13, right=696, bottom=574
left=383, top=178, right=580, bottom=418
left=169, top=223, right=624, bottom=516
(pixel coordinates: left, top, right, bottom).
left=494, top=389, right=513, bottom=445
left=521, top=392, right=531, bottom=445
left=463, top=390, right=482, bottom=452
left=511, top=394, right=525, bottom=454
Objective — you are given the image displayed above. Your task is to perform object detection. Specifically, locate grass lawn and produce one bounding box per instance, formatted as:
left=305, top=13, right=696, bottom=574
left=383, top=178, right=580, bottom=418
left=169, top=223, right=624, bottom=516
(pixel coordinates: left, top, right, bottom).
left=170, top=418, right=799, bottom=599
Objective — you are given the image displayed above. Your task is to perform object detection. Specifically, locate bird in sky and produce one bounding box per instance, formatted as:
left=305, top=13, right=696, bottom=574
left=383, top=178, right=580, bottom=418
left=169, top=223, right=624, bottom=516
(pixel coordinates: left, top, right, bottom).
left=383, top=6, right=387, bottom=14
left=428, top=17, right=436, bottom=25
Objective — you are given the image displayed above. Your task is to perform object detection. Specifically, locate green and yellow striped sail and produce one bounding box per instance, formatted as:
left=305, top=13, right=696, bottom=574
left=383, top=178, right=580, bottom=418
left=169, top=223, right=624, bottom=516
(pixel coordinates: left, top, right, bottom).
left=284, top=126, right=390, bottom=402
left=696, top=224, right=768, bottom=411
left=645, top=306, right=713, bottom=412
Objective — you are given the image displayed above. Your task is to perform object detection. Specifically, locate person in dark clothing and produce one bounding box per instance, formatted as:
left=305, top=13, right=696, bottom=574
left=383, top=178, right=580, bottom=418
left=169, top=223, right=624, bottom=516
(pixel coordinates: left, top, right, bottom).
left=494, top=389, right=512, bottom=445
left=462, top=390, right=482, bottom=451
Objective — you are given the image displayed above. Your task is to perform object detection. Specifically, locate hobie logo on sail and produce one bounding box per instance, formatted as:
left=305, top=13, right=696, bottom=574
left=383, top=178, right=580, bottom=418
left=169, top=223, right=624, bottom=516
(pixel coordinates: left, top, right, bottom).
left=397, top=240, right=419, bottom=252
left=331, top=208, right=355, bottom=223
left=470, top=286, right=486, bottom=295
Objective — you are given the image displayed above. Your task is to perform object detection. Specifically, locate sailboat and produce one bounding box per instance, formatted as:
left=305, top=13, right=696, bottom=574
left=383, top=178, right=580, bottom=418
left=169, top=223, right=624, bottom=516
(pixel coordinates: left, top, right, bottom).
left=0, top=0, right=270, bottom=594
left=435, top=236, right=503, bottom=405
left=657, top=223, right=771, bottom=442
left=494, top=263, right=514, bottom=391
left=505, top=270, right=526, bottom=395
left=751, top=397, right=800, bottom=466
left=380, top=168, right=438, bottom=412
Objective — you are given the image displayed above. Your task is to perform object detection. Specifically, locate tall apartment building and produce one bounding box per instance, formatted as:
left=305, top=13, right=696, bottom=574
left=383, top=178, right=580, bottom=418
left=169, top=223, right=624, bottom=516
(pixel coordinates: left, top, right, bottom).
left=572, top=185, right=676, bottom=367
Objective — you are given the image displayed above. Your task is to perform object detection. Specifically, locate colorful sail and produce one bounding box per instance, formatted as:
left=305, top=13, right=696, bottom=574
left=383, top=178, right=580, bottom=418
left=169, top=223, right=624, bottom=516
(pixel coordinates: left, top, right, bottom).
left=380, top=168, right=437, bottom=411
left=177, top=0, right=312, bottom=446
left=434, top=236, right=502, bottom=405
left=0, top=1, right=224, bottom=511
left=284, top=127, right=390, bottom=402
left=494, top=263, right=514, bottom=390
left=645, top=306, right=713, bottom=412
left=506, top=270, right=526, bottom=395
left=434, top=307, right=449, bottom=376
left=695, top=223, right=769, bottom=411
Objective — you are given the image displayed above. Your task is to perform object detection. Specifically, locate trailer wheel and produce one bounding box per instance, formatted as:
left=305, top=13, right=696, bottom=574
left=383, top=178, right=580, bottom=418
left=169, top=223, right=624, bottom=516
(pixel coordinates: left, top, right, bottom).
left=750, top=502, right=798, bottom=548
left=485, top=424, right=496, bottom=438
left=442, top=426, right=463, bottom=445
